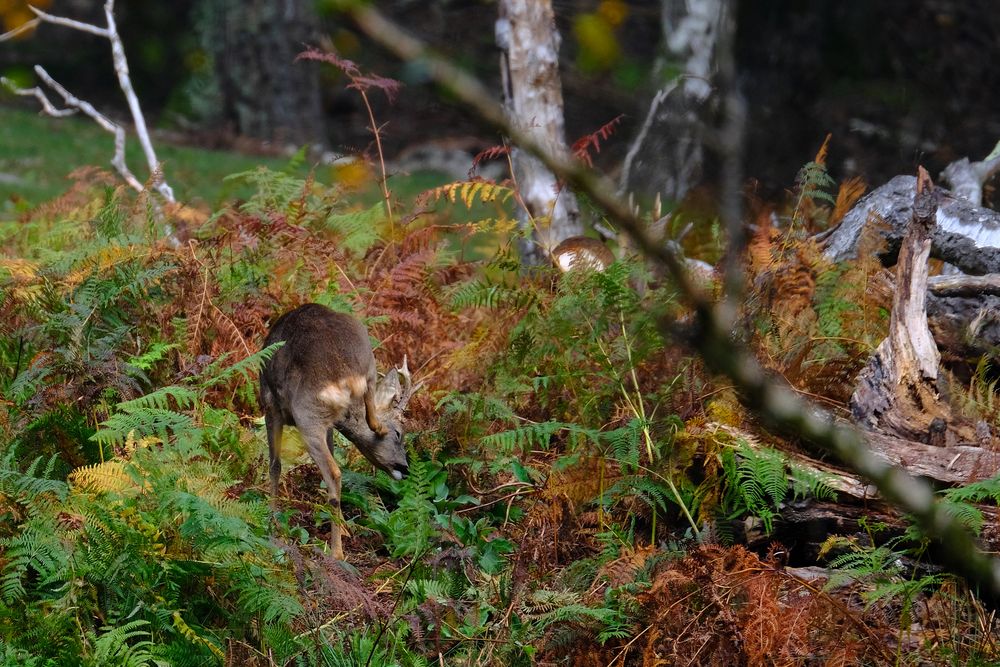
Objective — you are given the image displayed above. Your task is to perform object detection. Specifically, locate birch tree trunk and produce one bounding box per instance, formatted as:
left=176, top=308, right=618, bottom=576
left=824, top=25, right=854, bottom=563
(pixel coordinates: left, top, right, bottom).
left=620, top=0, right=725, bottom=206
left=496, top=0, right=582, bottom=265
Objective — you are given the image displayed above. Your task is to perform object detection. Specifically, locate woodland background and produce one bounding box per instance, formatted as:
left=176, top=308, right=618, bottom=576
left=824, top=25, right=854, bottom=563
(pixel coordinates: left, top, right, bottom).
left=1, top=1, right=1000, bottom=665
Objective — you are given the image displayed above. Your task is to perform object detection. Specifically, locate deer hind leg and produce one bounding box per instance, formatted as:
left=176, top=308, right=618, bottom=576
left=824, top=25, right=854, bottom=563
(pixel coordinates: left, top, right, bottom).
left=364, top=385, right=388, bottom=436
left=297, top=418, right=347, bottom=560
left=263, top=406, right=285, bottom=502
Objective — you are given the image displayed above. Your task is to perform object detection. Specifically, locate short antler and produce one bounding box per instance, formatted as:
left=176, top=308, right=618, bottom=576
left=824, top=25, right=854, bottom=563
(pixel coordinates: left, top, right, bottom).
left=394, top=355, right=423, bottom=412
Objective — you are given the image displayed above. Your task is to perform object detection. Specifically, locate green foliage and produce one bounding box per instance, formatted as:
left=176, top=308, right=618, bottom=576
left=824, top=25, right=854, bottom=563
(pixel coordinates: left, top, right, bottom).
left=719, top=442, right=836, bottom=535
left=6, top=110, right=980, bottom=665
left=938, top=472, right=1000, bottom=535
left=791, top=153, right=836, bottom=229
left=325, top=201, right=387, bottom=256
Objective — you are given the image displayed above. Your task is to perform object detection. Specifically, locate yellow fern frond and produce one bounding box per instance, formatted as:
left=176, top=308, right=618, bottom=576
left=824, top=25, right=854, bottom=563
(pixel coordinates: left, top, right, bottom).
left=62, top=244, right=147, bottom=288
left=814, top=133, right=831, bottom=166
left=69, top=460, right=135, bottom=494
left=426, top=181, right=514, bottom=209
left=830, top=176, right=866, bottom=226
left=173, top=611, right=225, bottom=660
left=69, top=432, right=158, bottom=494
left=0, top=258, right=40, bottom=282
left=0, top=258, right=45, bottom=304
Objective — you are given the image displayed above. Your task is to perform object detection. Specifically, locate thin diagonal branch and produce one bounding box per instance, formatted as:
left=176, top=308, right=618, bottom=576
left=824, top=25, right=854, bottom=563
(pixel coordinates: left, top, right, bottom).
left=347, top=2, right=1000, bottom=605
left=28, top=5, right=110, bottom=38
left=3, top=0, right=174, bottom=202
left=0, top=17, right=40, bottom=42
left=0, top=77, right=76, bottom=117
left=101, top=0, right=171, bottom=201
left=3, top=67, right=143, bottom=193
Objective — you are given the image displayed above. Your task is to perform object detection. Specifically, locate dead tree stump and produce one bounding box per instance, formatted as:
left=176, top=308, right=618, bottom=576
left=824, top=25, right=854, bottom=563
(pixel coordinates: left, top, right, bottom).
left=851, top=167, right=952, bottom=443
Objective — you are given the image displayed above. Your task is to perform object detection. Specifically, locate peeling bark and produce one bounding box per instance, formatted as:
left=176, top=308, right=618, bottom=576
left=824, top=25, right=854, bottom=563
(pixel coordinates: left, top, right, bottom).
left=497, top=0, right=582, bottom=264
left=851, top=168, right=951, bottom=442
left=620, top=0, right=725, bottom=206
left=822, top=175, right=1000, bottom=272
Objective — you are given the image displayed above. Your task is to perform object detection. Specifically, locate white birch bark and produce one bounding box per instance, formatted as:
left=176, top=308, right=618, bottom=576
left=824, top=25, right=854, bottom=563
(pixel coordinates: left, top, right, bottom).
left=620, top=0, right=724, bottom=206
left=497, top=0, right=582, bottom=264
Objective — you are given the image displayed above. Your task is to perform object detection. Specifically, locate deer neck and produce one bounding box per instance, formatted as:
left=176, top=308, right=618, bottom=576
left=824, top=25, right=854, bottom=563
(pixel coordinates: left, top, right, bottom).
left=335, top=405, right=379, bottom=448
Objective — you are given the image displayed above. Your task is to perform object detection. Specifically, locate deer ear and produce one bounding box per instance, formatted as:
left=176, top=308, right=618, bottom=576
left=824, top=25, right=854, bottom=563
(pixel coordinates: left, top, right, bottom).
left=374, top=369, right=401, bottom=411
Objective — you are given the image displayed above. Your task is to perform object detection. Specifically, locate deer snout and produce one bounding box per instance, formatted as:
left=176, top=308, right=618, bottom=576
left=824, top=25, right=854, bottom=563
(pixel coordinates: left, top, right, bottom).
left=390, top=461, right=409, bottom=481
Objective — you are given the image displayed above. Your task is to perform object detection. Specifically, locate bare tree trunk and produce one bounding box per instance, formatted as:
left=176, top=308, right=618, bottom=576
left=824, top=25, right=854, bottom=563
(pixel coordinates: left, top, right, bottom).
left=197, top=0, right=325, bottom=147
left=620, top=0, right=725, bottom=206
left=496, top=0, right=582, bottom=265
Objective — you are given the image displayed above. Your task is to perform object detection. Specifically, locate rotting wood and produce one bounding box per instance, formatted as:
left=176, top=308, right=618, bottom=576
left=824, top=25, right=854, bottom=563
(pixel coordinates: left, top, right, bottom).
left=851, top=167, right=952, bottom=443
left=707, top=421, right=1000, bottom=491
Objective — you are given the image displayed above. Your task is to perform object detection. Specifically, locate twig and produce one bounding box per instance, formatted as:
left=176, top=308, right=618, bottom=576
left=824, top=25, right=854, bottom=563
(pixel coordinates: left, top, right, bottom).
left=29, top=6, right=110, bottom=37
left=347, top=1, right=1000, bottom=605
left=4, top=67, right=144, bottom=193
left=2, top=0, right=174, bottom=202
left=0, top=78, right=76, bottom=117
left=99, top=0, right=173, bottom=202
left=0, top=17, right=40, bottom=42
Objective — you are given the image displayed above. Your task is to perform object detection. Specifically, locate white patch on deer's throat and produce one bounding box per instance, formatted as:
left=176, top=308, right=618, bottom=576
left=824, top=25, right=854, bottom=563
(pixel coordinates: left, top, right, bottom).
left=391, top=470, right=403, bottom=481
left=317, top=375, right=368, bottom=411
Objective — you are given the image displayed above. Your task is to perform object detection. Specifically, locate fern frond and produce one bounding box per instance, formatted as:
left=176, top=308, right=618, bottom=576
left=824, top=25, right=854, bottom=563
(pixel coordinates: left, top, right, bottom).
left=943, top=473, right=1000, bottom=505
left=448, top=279, right=537, bottom=311
left=481, top=421, right=599, bottom=455
left=571, top=114, right=624, bottom=167
left=0, top=451, right=68, bottom=521
left=126, top=342, right=179, bottom=372
left=172, top=612, right=225, bottom=661
left=93, top=407, right=197, bottom=448
left=424, top=180, right=514, bottom=209
left=116, top=385, right=198, bottom=412
left=200, top=342, right=284, bottom=389
left=91, top=620, right=158, bottom=667
left=324, top=202, right=387, bottom=255
left=69, top=460, right=136, bottom=494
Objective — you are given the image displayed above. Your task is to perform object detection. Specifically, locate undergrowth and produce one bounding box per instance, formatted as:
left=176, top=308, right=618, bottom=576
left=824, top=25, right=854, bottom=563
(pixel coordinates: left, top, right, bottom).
left=1, top=132, right=999, bottom=666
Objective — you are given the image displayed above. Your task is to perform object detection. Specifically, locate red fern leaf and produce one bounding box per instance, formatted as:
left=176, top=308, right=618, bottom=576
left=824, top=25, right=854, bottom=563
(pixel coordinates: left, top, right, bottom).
left=471, top=145, right=510, bottom=174
left=571, top=114, right=625, bottom=167
left=297, top=47, right=361, bottom=77
left=298, top=47, right=402, bottom=102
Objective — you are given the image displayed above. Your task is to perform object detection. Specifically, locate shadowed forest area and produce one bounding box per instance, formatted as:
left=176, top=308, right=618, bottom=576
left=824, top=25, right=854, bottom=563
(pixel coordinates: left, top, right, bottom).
left=2, top=1, right=1000, bottom=665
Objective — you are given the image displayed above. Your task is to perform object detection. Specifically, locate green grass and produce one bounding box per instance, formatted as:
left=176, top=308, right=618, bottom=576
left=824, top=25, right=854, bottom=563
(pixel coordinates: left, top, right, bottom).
left=0, top=104, right=460, bottom=218
left=0, top=105, right=311, bottom=209
left=0, top=103, right=513, bottom=262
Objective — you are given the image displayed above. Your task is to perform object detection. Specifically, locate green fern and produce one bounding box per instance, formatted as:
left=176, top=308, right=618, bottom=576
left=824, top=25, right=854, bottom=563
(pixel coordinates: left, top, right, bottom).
left=480, top=421, right=598, bottom=455
left=225, top=166, right=311, bottom=215
left=88, top=620, right=158, bottom=667
left=719, top=442, right=792, bottom=534
left=324, top=202, right=386, bottom=255
left=0, top=450, right=68, bottom=515
left=448, top=278, right=537, bottom=311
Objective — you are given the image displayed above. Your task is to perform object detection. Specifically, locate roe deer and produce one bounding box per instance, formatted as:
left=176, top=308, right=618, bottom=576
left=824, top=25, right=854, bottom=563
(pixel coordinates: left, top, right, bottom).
left=260, top=303, right=418, bottom=560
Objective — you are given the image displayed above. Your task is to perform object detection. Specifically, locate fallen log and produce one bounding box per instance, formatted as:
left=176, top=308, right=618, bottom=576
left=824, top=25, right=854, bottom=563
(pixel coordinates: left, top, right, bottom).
left=821, top=175, right=1000, bottom=273
left=702, top=422, right=1000, bottom=557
